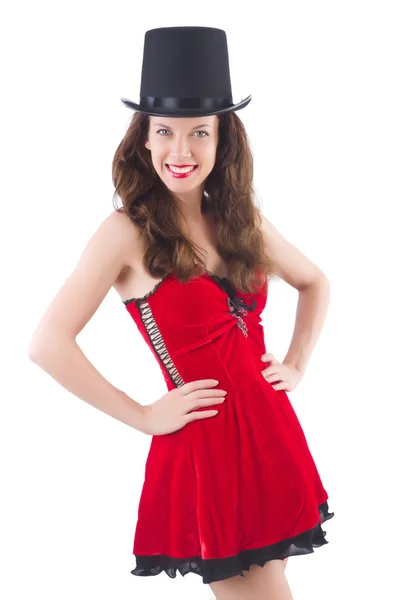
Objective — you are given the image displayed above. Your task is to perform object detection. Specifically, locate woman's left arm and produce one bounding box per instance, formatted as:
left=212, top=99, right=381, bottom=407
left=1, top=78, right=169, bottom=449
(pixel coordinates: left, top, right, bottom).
left=281, top=276, right=331, bottom=375
left=259, top=214, right=331, bottom=388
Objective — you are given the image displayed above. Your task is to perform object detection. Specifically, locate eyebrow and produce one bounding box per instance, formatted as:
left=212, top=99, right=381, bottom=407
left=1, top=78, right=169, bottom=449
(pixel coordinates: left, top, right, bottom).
left=153, top=123, right=212, bottom=130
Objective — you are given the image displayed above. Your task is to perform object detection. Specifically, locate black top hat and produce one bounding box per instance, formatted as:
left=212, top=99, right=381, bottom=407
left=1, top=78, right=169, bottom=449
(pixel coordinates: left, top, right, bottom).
left=120, top=26, right=252, bottom=117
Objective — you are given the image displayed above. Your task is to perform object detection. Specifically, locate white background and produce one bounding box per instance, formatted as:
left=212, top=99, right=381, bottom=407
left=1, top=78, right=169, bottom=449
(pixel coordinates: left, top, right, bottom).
left=2, top=1, right=396, bottom=599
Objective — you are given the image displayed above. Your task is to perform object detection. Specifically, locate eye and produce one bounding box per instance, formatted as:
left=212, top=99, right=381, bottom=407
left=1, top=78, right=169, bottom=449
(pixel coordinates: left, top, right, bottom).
left=156, top=129, right=209, bottom=137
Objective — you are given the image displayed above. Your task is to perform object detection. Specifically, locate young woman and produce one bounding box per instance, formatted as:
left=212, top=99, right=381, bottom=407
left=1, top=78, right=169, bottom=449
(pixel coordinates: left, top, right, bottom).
left=29, top=27, right=334, bottom=600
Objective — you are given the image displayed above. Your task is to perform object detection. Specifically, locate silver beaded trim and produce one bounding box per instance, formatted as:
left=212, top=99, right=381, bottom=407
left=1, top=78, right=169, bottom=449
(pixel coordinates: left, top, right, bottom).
left=137, top=300, right=185, bottom=387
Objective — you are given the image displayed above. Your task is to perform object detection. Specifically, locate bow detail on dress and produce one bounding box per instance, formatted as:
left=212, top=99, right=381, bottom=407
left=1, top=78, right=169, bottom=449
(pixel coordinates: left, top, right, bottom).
left=213, top=276, right=257, bottom=311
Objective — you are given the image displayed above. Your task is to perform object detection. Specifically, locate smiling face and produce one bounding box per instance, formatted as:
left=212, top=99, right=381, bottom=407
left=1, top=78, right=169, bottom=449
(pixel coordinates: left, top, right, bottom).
left=145, top=115, right=219, bottom=195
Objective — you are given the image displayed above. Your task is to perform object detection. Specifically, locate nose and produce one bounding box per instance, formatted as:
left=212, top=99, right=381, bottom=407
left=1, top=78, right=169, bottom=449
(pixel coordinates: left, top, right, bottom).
left=169, top=134, right=192, bottom=159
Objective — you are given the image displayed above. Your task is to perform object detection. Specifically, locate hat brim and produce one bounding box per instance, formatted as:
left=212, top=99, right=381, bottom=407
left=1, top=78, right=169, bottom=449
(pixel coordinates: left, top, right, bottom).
left=120, top=94, right=252, bottom=117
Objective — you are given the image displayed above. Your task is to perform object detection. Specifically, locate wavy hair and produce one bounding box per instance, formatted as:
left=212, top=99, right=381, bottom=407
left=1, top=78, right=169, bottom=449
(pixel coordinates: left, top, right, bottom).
left=111, top=111, right=273, bottom=295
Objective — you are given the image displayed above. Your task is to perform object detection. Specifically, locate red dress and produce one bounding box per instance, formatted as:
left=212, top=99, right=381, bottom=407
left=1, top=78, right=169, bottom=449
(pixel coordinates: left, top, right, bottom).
left=123, top=270, right=334, bottom=585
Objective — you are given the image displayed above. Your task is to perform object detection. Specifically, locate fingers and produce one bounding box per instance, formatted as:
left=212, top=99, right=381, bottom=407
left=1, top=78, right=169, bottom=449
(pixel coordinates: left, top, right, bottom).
left=261, top=353, right=277, bottom=362
left=185, top=410, right=219, bottom=423
left=180, top=379, right=220, bottom=396
left=186, top=395, right=226, bottom=413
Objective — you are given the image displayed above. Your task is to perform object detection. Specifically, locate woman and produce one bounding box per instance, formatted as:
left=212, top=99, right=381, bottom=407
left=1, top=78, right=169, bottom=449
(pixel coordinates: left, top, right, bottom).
left=29, top=26, right=334, bottom=600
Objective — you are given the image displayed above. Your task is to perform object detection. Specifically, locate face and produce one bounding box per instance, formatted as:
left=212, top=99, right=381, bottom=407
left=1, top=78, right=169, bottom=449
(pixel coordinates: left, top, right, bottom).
left=145, top=115, right=219, bottom=194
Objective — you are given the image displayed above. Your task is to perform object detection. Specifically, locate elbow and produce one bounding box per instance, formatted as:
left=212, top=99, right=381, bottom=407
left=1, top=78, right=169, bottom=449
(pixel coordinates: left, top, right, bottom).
left=322, top=274, right=331, bottom=291
left=314, top=272, right=331, bottom=287
left=298, top=272, right=330, bottom=293
left=28, top=332, right=41, bottom=361
left=28, top=347, right=42, bottom=363
left=28, top=339, right=46, bottom=363
left=28, top=328, right=72, bottom=363
left=319, top=276, right=330, bottom=290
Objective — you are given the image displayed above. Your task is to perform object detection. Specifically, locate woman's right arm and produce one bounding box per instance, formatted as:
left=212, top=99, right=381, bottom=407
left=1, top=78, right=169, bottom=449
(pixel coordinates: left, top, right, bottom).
left=28, top=211, right=150, bottom=435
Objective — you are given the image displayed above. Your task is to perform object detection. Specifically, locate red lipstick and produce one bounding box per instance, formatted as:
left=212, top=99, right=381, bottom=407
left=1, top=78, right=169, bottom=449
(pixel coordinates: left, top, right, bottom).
left=165, top=164, right=199, bottom=178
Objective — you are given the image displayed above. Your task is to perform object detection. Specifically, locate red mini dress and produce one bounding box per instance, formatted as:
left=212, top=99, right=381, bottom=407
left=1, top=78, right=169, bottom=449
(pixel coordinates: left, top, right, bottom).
left=123, top=270, right=334, bottom=585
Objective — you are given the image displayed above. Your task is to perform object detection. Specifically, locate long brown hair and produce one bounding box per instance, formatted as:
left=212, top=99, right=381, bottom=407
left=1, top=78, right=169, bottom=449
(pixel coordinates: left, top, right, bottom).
left=112, top=111, right=273, bottom=294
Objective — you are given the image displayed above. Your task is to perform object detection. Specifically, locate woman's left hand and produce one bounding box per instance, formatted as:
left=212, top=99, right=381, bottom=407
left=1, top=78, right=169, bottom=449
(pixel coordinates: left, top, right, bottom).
left=260, top=353, right=303, bottom=392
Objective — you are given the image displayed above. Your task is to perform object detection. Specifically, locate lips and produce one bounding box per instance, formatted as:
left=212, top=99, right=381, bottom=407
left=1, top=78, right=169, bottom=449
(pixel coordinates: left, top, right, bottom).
left=165, top=164, right=199, bottom=178
left=168, top=164, right=197, bottom=168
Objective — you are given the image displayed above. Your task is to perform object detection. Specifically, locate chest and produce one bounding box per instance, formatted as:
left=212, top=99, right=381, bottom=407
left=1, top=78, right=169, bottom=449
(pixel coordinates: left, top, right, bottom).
left=114, top=222, right=229, bottom=303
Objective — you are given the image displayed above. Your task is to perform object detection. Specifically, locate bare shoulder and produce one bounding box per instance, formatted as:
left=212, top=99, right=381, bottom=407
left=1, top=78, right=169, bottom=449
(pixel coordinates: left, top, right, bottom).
left=29, top=210, right=140, bottom=353
left=259, top=212, right=329, bottom=290
left=102, top=208, right=141, bottom=246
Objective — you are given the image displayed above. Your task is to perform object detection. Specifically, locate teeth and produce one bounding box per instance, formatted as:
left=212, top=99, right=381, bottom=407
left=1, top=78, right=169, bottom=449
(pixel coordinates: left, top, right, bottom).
left=168, top=165, right=196, bottom=173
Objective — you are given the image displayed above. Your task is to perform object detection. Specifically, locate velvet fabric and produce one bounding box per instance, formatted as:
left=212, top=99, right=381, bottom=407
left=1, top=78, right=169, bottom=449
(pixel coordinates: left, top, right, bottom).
left=123, top=271, right=334, bottom=585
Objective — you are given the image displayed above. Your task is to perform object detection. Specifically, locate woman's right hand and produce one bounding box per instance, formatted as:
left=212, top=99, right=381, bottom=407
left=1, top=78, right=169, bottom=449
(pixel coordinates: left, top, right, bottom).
left=142, top=379, right=227, bottom=436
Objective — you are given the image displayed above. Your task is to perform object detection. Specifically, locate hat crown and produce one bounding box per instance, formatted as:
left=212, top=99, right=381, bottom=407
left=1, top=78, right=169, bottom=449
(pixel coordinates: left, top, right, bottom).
left=120, top=26, right=252, bottom=117
left=141, top=27, right=232, bottom=99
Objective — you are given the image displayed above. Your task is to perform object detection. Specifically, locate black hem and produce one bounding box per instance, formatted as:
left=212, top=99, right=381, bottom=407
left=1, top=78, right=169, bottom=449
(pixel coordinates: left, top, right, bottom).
left=130, top=500, right=335, bottom=585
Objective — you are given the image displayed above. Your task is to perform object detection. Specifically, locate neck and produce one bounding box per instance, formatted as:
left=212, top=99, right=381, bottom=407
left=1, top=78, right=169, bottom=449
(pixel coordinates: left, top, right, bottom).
left=174, top=188, right=207, bottom=224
